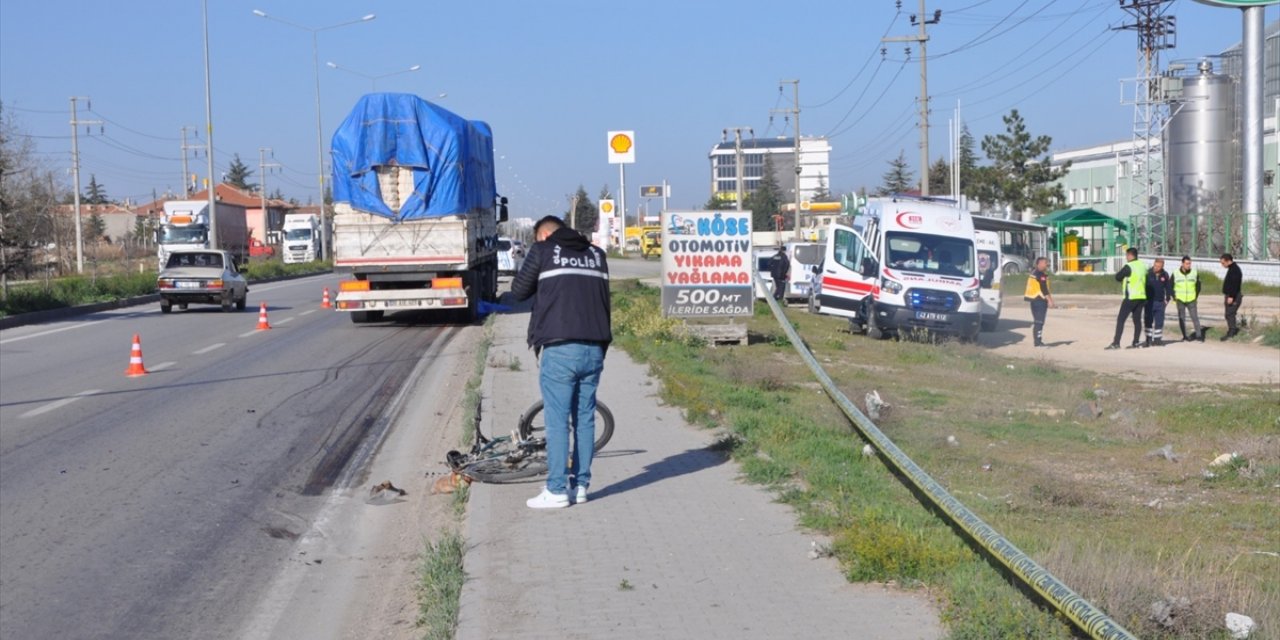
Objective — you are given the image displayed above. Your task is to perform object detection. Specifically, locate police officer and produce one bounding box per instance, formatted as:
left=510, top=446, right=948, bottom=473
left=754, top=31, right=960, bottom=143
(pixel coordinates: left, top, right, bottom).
left=1023, top=257, right=1055, bottom=347
left=1143, top=258, right=1172, bottom=347
left=1106, top=247, right=1147, bottom=350
left=769, top=246, right=790, bottom=302
left=1172, top=255, right=1203, bottom=342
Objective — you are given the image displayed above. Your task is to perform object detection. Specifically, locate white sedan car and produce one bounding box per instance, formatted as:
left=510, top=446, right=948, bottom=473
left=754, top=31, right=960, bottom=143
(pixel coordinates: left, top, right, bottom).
left=156, top=250, right=248, bottom=313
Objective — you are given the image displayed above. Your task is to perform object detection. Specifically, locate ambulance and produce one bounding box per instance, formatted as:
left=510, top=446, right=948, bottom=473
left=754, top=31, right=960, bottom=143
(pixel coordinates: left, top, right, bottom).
left=815, top=197, right=982, bottom=340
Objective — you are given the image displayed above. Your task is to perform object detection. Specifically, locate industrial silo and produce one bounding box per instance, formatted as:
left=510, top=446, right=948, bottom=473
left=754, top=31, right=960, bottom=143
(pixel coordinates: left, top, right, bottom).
left=1164, top=60, right=1236, bottom=255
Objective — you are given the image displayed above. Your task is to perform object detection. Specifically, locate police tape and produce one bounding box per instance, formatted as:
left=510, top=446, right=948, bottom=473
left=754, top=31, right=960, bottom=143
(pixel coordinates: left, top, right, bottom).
left=758, top=281, right=1137, bottom=640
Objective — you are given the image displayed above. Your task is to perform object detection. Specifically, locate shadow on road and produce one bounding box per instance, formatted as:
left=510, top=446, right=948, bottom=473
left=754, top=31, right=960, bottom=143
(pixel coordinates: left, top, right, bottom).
left=978, top=317, right=1032, bottom=348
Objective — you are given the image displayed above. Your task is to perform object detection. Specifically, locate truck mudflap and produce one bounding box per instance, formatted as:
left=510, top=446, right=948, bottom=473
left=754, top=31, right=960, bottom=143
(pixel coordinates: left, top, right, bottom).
left=333, top=288, right=468, bottom=312
left=870, top=301, right=980, bottom=337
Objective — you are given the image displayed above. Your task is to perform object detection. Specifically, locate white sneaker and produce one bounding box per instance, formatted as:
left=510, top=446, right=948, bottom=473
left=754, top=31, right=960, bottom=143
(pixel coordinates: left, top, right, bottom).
left=526, top=489, right=569, bottom=509
left=573, top=486, right=588, bottom=504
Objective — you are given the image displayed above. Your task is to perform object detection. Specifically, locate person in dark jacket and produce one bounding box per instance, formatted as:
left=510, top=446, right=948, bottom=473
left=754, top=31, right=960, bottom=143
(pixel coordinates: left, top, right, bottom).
left=508, top=215, right=611, bottom=509
left=769, top=246, right=790, bottom=301
left=1219, top=253, right=1243, bottom=341
left=1143, top=258, right=1173, bottom=346
left=1107, top=247, right=1147, bottom=350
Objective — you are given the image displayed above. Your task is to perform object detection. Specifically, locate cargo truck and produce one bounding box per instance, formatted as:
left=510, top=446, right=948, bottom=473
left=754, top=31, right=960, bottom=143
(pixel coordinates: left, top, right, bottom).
left=281, top=212, right=320, bottom=264
left=330, top=93, right=506, bottom=324
left=156, top=200, right=248, bottom=270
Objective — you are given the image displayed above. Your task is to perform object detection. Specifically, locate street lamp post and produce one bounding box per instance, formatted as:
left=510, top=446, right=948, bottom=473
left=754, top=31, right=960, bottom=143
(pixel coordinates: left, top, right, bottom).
left=252, top=9, right=375, bottom=262
left=326, top=61, right=420, bottom=92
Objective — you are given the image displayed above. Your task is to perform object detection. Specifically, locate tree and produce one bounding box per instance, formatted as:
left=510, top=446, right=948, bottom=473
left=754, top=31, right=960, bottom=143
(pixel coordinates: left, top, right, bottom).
left=597, top=185, right=612, bottom=202
left=744, top=154, right=783, bottom=231
left=566, top=184, right=597, bottom=234
left=87, top=214, right=106, bottom=243
left=812, top=173, right=833, bottom=202
left=877, top=151, right=914, bottom=196
left=84, top=174, right=109, bottom=204
left=1, top=102, right=63, bottom=295
left=928, top=157, right=951, bottom=196
left=703, top=194, right=732, bottom=210
left=269, top=187, right=284, bottom=200
left=964, top=109, right=1068, bottom=214
left=226, top=153, right=256, bottom=191
left=958, top=124, right=978, bottom=184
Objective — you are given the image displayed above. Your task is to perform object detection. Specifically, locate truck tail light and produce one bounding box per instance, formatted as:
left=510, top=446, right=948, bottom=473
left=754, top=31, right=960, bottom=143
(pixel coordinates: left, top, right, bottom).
left=442, top=297, right=467, bottom=306
left=432, top=277, right=463, bottom=289
left=337, top=300, right=363, bottom=309
left=340, top=280, right=370, bottom=292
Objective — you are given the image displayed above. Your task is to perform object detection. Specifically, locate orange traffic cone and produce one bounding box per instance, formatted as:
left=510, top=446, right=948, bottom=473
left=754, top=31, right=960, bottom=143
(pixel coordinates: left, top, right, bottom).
left=125, top=334, right=149, bottom=377
left=321, top=287, right=332, bottom=309
left=256, top=302, right=272, bottom=330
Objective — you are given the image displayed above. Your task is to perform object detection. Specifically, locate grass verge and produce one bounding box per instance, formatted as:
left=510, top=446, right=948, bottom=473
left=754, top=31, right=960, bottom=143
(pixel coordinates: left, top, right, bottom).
left=0, top=259, right=331, bottom=317
left=610, top=278, right=1278, bottom=640
left=415, top=531, right=465, bottom=640
left=415, top=315, right=492, bottom=640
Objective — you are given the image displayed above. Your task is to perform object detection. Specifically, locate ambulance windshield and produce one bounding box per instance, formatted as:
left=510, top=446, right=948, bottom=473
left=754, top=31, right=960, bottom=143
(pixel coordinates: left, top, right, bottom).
left=885, top=232, right=975, bottom=278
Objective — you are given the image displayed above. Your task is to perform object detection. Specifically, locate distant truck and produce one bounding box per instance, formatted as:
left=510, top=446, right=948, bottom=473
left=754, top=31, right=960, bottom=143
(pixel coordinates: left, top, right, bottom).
left=815, top=196, right=983, bottom=341
left=330, top=93, right=506, bottom=324
left=156, top=200, right=248, bottom=270
left=281, top=212, right=321, bottom=264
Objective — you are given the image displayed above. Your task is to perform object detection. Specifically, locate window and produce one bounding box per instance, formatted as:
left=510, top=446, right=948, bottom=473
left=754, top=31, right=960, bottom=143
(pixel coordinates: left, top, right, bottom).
left=1118, top=161, right=1129, bottom=178
left=1105, top=185, right=1115, bottom=202
left=832, top=228, right=868, bottom=274
left=1094, top=186, right=1103, bottom=202
left=886, top=232, right=975, bottom=277
left=1067, top=189, right=1075, bottom=205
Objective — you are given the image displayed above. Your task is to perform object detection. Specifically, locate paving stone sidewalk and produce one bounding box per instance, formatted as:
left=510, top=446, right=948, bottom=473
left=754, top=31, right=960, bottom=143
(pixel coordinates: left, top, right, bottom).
left=455, top=310, right=941, bottom=640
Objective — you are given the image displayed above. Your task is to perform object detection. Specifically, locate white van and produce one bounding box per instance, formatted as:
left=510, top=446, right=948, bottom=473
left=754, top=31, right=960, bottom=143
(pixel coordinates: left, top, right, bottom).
left=754, top=242, right=824, bottom=302
left=974, top=230, right=1002, bottom=331
left=815, top=197, right=983, bottom=340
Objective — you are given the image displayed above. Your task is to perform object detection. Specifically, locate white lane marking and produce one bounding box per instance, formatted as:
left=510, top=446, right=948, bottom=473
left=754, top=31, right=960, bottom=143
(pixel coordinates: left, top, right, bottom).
left=300, top=309, right=317, bottom=316
left=0, top=320, right=107, bottom=345
left=192, top=343, right=226, bottom=355
left=275, top=317, right=295, bottom=325
left=21, top=389, right=103, bottom=418
left=149, top=361, right=177, bottom=372
left=239, top=330, right=260, bottom=338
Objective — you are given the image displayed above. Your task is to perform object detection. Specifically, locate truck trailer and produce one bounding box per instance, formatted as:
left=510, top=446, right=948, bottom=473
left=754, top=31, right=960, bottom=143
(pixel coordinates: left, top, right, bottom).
left=330, top=93, right=506, bottom=324
left=156, top=200, right=249, bottom=270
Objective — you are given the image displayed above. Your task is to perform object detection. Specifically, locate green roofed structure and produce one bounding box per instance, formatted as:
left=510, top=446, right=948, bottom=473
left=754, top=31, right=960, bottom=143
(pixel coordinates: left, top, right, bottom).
left=1036, top=208, right=1130, bottom=274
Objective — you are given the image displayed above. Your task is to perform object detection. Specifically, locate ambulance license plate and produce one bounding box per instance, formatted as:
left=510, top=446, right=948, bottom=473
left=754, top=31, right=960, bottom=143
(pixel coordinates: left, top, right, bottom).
left=915, top=311, right=948, bottom=322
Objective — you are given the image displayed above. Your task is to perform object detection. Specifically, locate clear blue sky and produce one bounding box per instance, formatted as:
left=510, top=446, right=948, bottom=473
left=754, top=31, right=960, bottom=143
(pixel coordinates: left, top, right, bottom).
left=1, top=1, right=1270, bottom=220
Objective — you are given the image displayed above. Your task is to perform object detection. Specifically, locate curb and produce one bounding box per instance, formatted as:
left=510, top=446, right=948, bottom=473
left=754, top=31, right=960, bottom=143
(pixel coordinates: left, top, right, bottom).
left=0, top=270, right=333, bottom=331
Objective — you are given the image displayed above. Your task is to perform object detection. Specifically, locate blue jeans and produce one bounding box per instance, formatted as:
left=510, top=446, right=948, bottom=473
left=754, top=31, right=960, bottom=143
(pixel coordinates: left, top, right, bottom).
left=539, top=342, right=605, bottom=495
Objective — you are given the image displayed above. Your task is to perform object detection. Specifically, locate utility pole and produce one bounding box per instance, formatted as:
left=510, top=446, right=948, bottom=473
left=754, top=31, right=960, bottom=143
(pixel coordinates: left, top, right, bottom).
left=772, top=80, right=802, bottom=239
left=180, top=126, right=202, bottom=197
left=883, top=0, right=941, bottom=196
left=1117, top=0, right=1175, bottom=252
left=259, top=147, right=281, bottom=235
left=69, top=96, right=102, bottom=274
left=723, top=127, right=753, bottom=212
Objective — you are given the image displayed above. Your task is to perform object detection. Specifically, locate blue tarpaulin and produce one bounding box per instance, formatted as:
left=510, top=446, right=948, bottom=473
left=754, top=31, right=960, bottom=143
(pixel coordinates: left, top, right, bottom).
left=330, top=93, right=496, bottom=220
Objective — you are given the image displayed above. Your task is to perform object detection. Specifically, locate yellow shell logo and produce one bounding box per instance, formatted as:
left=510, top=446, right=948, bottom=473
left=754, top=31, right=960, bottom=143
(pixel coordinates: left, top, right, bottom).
left=610, top=134, right=632, bottom=154
left=601, top=202, right=614, bottom=213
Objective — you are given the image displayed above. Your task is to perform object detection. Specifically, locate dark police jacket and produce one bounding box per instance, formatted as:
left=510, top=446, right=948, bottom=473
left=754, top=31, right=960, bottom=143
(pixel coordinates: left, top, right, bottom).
left=510, top=227, right=612, bottom=351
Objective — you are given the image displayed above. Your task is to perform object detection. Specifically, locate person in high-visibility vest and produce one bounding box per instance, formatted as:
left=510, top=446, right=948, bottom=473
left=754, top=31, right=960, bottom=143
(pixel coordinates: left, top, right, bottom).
left=1023, top=257, right=1055, bottom=347
left=1106, top=247, right=1147, bottom=350
left=1173, top=255, right=1203, bottom=342
left=1143, top=258, right=1173, bottom=347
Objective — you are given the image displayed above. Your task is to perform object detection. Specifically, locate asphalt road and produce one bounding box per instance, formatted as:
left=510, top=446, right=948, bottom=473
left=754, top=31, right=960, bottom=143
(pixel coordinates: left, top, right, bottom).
left=0, top=274, right=469, bottom=639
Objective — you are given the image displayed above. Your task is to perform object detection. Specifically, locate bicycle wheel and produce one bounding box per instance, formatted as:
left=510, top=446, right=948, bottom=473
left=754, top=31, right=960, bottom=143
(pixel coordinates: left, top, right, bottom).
left=459, top=454, right=548, bottom=483
left=517, top=399, right=614, bottom=453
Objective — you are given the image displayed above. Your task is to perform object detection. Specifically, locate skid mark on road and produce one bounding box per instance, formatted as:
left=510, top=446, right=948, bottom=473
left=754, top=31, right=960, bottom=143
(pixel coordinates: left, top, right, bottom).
left=192, top=343, right=226, bottom=355
left=21, top=390, right=102, bottom=418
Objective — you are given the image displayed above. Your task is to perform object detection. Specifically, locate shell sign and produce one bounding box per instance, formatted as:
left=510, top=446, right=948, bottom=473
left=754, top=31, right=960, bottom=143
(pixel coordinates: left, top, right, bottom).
left=600, top=199, right=615, bottom=214
left=607, top=130, right=635, bottom=164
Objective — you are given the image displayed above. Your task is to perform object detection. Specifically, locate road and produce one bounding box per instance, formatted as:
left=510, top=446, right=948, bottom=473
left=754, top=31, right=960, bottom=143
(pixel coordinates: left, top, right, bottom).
left=0, top=274, right=472, bottom=639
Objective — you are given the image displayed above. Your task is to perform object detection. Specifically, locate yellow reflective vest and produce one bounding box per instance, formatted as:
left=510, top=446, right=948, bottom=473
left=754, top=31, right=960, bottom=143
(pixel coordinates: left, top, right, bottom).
left=1124, top=259, right=1147, bottom=301
left=1173, top=268, right=1198, bottom=303
left=1024, top=271, right=1047, bottom=299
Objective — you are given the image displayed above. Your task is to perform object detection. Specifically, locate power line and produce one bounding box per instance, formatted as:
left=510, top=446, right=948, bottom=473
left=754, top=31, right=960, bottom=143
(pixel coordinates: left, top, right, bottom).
left=86, top=109, right=182, bottom=141
left=805, top=8, right=901, bottom=109
left=825, top=60, right=908, bottom=139
left=929, top=0, right=1034, bottom=60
